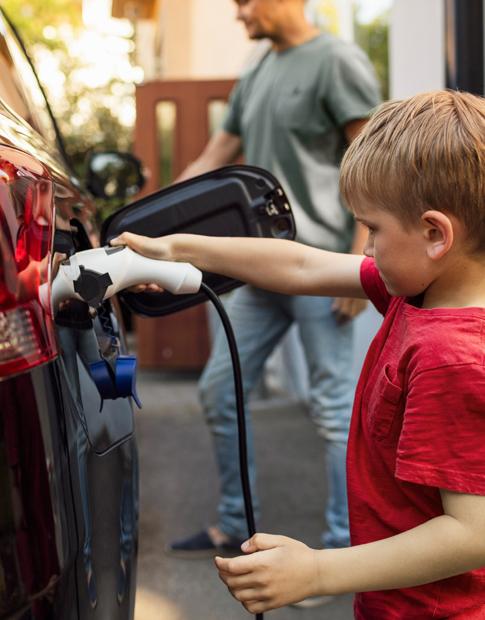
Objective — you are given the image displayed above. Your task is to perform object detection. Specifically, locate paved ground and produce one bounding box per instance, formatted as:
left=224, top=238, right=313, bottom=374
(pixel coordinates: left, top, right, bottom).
left=132, top=369, right=354, bottom=620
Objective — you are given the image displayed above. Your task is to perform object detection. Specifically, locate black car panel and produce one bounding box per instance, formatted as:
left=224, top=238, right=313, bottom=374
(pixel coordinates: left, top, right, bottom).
left=0, top=365, right=77, bottom=619
left=0, top=10, right=64, bottom=159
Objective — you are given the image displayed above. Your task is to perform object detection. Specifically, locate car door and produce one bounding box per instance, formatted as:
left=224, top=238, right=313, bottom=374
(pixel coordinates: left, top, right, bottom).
left=0, top=10, right=138, bottom=620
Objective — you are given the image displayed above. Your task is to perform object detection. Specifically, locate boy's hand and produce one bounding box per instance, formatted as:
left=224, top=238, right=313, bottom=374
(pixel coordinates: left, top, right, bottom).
left=123, top=283, right=165, bottom=294
left=214, top=533, right=321, bottom=614
left=110, top=231, right=173, bottom=261
left=110, top=232, right=175, bottom=293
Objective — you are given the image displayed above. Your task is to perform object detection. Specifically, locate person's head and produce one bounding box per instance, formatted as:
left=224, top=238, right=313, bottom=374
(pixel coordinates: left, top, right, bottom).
left=340, top=90, right=485, bottom=297
left=233, top=0, right=307, bottom=42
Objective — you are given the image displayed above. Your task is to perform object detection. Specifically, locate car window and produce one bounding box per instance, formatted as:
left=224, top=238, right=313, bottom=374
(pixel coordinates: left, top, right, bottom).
left=0, top=12, right=61, bottom=157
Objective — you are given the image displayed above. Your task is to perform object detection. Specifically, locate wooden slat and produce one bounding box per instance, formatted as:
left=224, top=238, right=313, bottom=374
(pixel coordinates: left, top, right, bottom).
left=133, top=79, right=235, bottom=370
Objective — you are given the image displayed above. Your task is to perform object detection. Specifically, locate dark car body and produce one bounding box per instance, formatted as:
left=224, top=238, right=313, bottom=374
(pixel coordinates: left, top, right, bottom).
left=0, top=10, right=139, bottom=620
left=0, top=8, right=295, bottom=620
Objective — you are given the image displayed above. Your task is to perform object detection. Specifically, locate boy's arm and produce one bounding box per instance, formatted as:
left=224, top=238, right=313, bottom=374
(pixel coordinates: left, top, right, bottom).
left=215, top=490, right=485, bottom=614
left=110, top=232, right=367, bottom=299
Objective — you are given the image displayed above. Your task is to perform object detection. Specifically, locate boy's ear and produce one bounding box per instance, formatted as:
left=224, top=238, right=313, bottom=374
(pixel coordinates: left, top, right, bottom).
left=420, top=210, right=454, bottom=260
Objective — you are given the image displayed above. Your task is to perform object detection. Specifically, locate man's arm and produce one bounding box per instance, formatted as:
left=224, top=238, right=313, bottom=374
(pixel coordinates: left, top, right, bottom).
left=331, top=117, right=369, bottom=321
left=343, top=117, right=369, bottom=257
left=110, top=232, right=366, bottom=299
left=344, top=118, right=367, bottom=144
left=215, top=490, right=485, bottom=614
left=175, top=130, right=242, bottom=182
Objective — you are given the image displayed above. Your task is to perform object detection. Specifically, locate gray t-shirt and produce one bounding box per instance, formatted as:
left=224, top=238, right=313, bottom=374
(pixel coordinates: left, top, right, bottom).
left=223, top=34, right=381, bottom=251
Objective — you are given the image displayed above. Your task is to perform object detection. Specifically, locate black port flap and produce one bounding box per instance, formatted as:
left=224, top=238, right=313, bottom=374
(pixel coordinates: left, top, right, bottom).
left=100, top=164, right=296, bottom=317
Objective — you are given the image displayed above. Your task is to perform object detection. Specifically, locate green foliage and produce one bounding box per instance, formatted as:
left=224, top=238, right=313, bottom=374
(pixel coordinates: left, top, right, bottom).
left=2, top=0, right=136, bottom=219
left=354, top=13, right=390, bottom=100
left=1, top=0, right=82, bottom=49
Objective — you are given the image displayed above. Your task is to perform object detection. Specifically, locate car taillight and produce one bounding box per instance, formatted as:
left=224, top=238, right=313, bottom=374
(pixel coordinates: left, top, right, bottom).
left=0, top=149, right=57, bottom=378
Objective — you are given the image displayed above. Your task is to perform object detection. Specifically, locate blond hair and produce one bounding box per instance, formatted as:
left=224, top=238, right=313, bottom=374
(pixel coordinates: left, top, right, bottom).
left=340, top=90, right=485, bottom=249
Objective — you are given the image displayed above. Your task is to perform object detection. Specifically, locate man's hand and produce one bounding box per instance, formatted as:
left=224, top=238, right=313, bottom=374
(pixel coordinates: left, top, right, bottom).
left=332, top=297, right=367, bottom=324
left=175, top=130, right=242, bottom=182
left=214, top=533, right=320, bottom=614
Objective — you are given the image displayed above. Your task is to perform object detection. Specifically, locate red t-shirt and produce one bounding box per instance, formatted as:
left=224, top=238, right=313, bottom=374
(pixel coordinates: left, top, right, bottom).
left=349, top=258, right=485, bottom=619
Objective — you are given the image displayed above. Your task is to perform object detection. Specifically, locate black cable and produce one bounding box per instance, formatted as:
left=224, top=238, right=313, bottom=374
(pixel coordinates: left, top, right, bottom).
left=201, top=282, right=263, bottom=620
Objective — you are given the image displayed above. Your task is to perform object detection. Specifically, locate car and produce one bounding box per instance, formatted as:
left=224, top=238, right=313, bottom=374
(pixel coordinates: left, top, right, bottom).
left=0, top=8, right=144, bottom=619
left=0, top=7, right=295, bottom=620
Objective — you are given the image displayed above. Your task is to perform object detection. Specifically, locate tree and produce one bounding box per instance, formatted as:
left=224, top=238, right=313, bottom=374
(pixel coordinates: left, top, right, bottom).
left=354, top=12, right=390, bottom=100
left=1, top=0, right=138, bottom=179
left=1, top=0, right=82, bottom=49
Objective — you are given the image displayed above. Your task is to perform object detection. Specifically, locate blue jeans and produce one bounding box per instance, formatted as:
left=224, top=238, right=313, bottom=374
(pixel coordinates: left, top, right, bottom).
left=198, top=285, right=355, bottom=548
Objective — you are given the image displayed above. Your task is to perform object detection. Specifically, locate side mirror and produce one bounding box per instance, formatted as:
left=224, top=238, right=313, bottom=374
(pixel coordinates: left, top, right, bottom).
left=85, top=151, right=145, bottom=200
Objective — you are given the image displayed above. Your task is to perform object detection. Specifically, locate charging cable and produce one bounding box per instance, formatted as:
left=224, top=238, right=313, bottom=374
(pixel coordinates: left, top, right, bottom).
left=201, top=283, right=263, bottom=620
left=49, top=245, right=264, bottom=617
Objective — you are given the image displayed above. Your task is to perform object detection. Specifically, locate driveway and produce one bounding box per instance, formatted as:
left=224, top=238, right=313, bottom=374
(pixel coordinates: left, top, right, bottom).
left=133, top=369, right=354, bottom=620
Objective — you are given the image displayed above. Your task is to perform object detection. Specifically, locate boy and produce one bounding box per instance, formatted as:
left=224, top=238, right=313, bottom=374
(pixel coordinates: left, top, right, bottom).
left=112, top=90, right=485, bottom=618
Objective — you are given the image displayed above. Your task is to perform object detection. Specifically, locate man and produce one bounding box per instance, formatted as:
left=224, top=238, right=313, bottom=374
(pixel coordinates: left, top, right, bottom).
left=168, top=0, right=380, bottom=603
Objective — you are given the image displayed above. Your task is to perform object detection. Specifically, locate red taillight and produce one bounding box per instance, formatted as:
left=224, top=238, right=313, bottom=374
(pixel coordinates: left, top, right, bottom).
left=0, top=148, right=57, bottom=378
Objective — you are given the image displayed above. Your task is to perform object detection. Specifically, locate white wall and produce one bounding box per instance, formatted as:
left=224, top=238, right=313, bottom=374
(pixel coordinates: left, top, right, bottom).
left=390, top=0, right=445, bottom=98
left=190, top=0, right=254, bottom=78
left=158, top=0, right=254, bottom=79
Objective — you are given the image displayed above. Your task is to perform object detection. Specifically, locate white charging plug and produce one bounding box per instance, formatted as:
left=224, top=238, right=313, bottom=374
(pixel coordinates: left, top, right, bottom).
left=49, top=246, right=202, bottom=312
